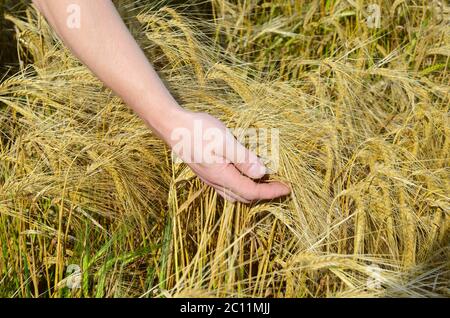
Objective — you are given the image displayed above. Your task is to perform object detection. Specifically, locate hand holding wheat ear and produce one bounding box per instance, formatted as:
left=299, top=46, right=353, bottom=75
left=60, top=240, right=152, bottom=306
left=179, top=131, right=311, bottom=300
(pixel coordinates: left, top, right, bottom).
left=167, top=111, right=290, bottom=203
left=32, top=0, right=290, bottom=203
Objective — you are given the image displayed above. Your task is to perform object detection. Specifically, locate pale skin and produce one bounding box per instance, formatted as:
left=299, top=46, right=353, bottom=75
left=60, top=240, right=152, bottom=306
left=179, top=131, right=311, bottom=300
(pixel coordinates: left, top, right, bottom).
left=32, top=0, right=290, bottom=203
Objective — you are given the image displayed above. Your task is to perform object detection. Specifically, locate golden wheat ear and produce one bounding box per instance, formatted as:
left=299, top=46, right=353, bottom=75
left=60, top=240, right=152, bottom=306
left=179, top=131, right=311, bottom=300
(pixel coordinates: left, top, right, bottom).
left=0, top=0, right=448, bottom=297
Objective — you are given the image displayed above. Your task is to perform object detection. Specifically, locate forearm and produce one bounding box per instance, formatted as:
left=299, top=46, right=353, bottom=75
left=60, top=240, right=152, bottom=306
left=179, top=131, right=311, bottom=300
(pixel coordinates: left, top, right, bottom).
left=32, top=0, right=183, bottom=137
left=32, top=0, right=290, bottom=203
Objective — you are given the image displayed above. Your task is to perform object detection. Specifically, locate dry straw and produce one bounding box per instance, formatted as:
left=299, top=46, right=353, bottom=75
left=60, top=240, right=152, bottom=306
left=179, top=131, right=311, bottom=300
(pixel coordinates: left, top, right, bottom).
left=0, top=0, right=448, bottom=297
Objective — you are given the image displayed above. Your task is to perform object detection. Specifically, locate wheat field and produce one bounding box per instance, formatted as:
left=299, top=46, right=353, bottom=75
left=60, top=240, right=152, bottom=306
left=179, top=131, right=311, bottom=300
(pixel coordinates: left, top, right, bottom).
left=0, top=0, right=449, bottom=297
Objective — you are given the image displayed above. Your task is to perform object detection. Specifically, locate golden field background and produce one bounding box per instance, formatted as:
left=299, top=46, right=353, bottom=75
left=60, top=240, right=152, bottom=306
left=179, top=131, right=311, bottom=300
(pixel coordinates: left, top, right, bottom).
left=0, top=0, right=449, bottom=297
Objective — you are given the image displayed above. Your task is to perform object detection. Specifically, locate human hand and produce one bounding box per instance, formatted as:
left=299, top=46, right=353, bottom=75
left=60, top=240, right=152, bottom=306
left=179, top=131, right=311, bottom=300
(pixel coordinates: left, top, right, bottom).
left=159, top=110, right=291, bottom=203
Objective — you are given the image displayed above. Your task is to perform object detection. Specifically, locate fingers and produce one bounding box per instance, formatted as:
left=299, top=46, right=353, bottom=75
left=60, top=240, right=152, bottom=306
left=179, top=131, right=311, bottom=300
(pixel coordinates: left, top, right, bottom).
left=218, top=165, right=291, bottom=202
left=199, top=173, right=252, bottom=204
left=197, top=173, right=249, bottom=203
left=222, top=132, right=267, bottom=179
left=215, top=188, right=255, bottom=204
left=215, top=188, right=236, bottom=203
left=195, top=165, right=288, bottom=203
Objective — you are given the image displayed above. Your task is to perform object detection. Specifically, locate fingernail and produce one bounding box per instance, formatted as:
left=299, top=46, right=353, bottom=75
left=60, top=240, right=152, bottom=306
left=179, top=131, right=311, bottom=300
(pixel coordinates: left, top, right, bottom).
left=282, top=183, right=291, bottom=194
left=250, top=162, right=266, bottom=177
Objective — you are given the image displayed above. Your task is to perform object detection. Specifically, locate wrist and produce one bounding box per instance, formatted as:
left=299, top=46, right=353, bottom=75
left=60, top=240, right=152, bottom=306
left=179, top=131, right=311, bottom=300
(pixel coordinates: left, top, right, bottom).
left=142, top=101, right=190, bottom=143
